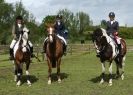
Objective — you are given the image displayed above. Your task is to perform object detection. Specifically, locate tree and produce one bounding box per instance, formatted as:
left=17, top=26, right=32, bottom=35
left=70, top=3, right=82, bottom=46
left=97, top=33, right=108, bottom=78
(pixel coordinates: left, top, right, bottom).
left=76, top=12, right=90, bottom=34
left=0, top=0, right=14, bottom=44
left=14, top=1, right=29, bottom=21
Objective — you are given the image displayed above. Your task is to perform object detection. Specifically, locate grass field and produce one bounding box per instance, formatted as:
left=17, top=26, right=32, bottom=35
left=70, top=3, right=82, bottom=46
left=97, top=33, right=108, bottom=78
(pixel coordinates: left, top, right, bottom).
left=0, top=51, right=133, bottom=95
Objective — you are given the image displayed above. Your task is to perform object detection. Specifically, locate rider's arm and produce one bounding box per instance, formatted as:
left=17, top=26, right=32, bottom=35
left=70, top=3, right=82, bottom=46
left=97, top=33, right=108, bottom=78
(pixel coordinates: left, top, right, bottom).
left=12, top=25, right=16, bottom=39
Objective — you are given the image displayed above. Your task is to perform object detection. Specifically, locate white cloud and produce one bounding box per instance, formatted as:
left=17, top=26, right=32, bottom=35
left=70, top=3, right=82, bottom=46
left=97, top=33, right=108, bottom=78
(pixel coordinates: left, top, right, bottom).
left=5, top=0, right=133, bottom=26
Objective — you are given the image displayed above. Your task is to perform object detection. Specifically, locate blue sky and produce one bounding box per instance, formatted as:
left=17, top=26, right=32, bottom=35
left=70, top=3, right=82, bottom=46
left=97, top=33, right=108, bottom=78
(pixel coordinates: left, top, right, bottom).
left=5, top=0, right=133, bottom=26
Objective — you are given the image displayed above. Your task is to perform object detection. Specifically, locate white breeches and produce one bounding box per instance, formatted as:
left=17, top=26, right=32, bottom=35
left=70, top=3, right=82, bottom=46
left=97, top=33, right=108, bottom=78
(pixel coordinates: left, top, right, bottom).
left=57, top=34, right=67, bottom=45
left=10, top=39, right=33, bottom=49
left=44, top=35, right=67, bottom=45
left=10, top=39, right=17, bottom=49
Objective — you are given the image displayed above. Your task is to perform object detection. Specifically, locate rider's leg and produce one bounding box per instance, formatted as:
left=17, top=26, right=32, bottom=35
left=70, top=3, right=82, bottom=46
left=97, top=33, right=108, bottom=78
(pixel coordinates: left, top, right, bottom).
left=57, top=35, right=67, bottom=55
left=28, top=41, right=34, bottom=57
left=43, top=37, right=48, bottom=53
left=9, top=39, right=16, bottom=60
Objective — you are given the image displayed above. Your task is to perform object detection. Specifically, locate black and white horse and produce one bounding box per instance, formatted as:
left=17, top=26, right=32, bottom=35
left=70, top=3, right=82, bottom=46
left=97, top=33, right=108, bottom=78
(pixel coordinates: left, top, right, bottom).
left=92, top=28, right=127, bottom=86
left=13, top=28, right=31, bottom=86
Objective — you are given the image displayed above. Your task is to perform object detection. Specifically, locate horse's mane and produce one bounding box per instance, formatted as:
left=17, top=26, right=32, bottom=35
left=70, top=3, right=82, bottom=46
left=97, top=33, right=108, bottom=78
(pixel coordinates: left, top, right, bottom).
left=100, top=28, right=112, bottom=44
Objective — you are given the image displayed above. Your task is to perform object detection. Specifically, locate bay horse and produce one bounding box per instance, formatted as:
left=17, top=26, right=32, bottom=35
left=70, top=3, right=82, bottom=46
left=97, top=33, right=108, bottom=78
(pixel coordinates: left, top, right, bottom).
left=92, top=28, right=127, bottom=86
left=44, top=23, right=64, bottom=84
left=13, top=28, right=31, bottom=86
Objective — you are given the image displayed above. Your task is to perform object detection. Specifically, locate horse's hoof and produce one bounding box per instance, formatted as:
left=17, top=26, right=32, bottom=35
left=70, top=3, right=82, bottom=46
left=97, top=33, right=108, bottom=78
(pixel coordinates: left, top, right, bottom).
left=121, top=74, right=124, bottom=80
left=14, top=75, right=17, bottom=82
left=16, top=81, right=21, bottom=86
left=58, top=79, right=61, bottom=83
left=109, top=83, right=112, bottom=86
left=48, top=80, right=51, bottom=85
left=27, top=80, right=31, bottom=86
left=99, top=79, right=104, bottom=84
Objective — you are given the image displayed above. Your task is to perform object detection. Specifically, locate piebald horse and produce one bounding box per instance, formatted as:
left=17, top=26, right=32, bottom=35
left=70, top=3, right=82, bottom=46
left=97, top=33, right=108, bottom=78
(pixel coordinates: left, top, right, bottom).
left=13, top=28, right=31, bottom=86
left=92, top=28, right=127, bottom=86
left=44, top=24, right=64, bottom=84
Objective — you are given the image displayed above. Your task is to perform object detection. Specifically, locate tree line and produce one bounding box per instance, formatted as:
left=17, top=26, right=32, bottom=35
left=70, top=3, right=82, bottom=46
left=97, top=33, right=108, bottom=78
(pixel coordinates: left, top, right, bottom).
left=0, top=0, right=132, bottom=45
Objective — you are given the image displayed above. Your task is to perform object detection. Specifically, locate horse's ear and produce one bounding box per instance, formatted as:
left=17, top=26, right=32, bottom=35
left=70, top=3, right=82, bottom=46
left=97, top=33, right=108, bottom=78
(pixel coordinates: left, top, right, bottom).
left=45, top=23, right=49, bottom=27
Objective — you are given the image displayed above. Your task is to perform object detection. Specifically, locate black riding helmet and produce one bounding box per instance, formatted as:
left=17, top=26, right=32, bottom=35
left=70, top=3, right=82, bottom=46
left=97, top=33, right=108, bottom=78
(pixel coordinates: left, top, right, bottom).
left=56, top=14, right=62, bottom=19
left=16, top=15, right=23, bottom=20
left=109, top=12, right=115, bottom=18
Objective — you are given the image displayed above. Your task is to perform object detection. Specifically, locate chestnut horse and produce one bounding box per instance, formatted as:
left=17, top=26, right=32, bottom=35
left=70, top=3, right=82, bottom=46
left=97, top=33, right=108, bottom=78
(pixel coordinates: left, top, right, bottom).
left=13, top=28, right=31, bottom=86
left=44, top=24, right=64, bottom=84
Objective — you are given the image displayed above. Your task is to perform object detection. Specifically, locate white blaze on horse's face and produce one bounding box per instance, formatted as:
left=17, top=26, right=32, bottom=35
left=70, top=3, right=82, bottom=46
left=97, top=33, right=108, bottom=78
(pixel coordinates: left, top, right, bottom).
left=22, top=31, right=29, bottom=52
left=49, top=27, right=53, bottom=42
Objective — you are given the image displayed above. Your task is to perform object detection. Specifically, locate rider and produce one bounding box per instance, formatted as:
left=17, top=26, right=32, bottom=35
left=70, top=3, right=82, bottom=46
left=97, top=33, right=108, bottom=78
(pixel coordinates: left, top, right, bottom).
left=9, top=15, right=34, bottom=60
left=43, top=14, right=67, bottom=55
left=106, top=12, right=122, bottom=56
left=54, top=14, right=67, bottom=54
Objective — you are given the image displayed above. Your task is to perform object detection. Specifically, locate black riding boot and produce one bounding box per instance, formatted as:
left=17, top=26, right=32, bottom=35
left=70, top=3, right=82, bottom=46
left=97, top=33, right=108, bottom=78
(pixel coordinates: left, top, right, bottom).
left=63, top=44, right=67, bottom=55
left=43, top=41, right=47, bottom=53
left=30, top=47, right=34, bottom=57
left=9, top=48, right=14, bottom=60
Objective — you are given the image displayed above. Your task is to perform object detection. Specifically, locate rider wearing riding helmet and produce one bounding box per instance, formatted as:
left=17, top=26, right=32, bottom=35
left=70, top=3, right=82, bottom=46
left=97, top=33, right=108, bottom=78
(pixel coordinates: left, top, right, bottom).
left=43, top=14, right=67, bottom=55
left=9, top=15, right=34, bottom=60
left=106, top=12, right=122, bottom=56
left=54, top=14, right=67, bottom=54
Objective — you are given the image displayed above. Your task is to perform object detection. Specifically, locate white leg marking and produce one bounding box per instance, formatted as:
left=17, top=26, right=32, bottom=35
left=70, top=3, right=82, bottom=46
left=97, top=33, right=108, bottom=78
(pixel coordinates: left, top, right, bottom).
left=100, top=79, right=104, bottom=84
left=16, top=80, right=21, bottom=86
left=14, top=75, right=17, bottom=82
left=27, top=80, right=31, bottom=86
left=109, top=79, right=112, bottom=86
left=26, top=70, right=30, bottom=75
left=58, top=78, right=61, bottom=83
left=109, top=63, right=113, bottom=86
left=100, top=63, right=105, bottom=84
left=121, top=56, right=126, bottom=80
left=48, top=79, right=51, bottom=85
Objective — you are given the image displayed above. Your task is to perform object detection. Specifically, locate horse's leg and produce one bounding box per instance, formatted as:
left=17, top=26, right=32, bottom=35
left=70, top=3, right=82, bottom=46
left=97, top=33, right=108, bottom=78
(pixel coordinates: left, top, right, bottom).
left=26, top=61, right=31, bottom=86
left=121, top=56, right=126, bottom=80
left=16, top=61, right=22, bottom=86
left=14, top=61, right=17, bottom=82
left=47, top=58, right=52, bottom=84
left=109, top=62, right=113, bottom=86
left=114, top=58, right=120, bottom=78
left=100, top=62, right=105, bottom=84
left=57, top=58, right=61, bottom=83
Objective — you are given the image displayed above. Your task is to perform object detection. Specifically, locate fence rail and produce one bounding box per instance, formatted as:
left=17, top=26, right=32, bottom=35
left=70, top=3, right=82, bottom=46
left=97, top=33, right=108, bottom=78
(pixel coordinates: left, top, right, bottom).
left=0, top=44, right=133, bottom=54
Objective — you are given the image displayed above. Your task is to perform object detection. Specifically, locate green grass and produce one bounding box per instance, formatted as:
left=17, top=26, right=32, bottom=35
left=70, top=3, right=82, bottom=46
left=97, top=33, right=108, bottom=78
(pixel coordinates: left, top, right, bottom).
left=0, top=51, right=133, bottom=95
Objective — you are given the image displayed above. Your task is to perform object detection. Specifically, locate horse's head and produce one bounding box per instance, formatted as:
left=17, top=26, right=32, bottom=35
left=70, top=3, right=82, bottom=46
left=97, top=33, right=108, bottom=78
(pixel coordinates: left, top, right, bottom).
left=18, top=27, right=29, bottom=50
left=45, top=23, right=56, bottom=43
left=22, top=27, right=29, bottom=46
left=92, top=28, right=108, bottom=50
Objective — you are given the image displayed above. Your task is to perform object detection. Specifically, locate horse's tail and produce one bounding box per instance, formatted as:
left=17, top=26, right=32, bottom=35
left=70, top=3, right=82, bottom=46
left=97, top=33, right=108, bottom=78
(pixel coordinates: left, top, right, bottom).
left=118, top=56, right=122, bottom=68
left=52, top=59, right=56, bottom=68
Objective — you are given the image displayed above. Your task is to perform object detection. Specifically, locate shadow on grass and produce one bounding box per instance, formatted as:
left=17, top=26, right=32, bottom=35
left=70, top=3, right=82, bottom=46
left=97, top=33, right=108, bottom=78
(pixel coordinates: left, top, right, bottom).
left=21, top=75, right=38, bottom=84
left=51, top=73, right=69, bottom=82
left=89, top=74, right=118, bottom=83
